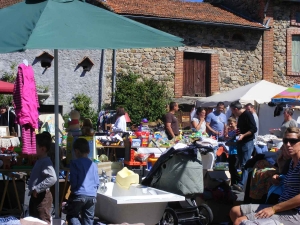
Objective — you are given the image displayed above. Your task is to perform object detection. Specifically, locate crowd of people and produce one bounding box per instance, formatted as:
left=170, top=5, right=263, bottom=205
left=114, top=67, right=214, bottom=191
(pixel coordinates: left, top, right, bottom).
left=163, top=100, right=300, bottom=225
left=163, top=101, right=257, bottom=192
left=23, top=100, right=300, bottom=225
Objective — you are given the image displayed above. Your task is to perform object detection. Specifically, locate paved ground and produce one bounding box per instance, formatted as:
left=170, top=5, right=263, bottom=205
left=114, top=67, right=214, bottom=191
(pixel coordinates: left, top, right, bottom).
left=2, top=181, right=244, bottom=225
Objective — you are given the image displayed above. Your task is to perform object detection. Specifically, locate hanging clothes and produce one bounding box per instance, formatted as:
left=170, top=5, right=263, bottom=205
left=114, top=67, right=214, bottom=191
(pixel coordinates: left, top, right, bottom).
left=13, top=63, right=39, bottom=154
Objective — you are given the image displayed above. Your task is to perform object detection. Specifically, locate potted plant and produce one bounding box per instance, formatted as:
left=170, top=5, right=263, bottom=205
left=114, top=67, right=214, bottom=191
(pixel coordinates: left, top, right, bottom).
left=36, top=85, right=50, bottom=104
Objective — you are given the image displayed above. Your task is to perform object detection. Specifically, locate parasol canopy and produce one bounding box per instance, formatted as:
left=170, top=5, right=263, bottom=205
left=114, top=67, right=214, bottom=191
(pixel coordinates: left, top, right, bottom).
left=0, top=0, right=184, bottom=219
left=271, top=84, right=300, bottom=104
left=0, top=0, right=183, bottom=53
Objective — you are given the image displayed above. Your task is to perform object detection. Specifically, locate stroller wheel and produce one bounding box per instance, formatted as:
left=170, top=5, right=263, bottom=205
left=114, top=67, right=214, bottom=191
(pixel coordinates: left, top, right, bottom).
left=160, top=207, right=178, bottom=225
left=197, top=203, right=213, bottom=225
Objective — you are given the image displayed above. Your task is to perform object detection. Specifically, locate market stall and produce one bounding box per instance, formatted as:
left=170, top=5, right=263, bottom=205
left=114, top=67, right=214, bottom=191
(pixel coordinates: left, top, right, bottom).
left=195, top=80, right=287, bottom=135
left=258, top=104, right=300, bottom=135
left=196, top=80, right=286, bottom=108
left=0, top=0, right=184, bottom=221
left=0, top=137, right=27, bottom=215
left=259, top=84, right=300, bottom=135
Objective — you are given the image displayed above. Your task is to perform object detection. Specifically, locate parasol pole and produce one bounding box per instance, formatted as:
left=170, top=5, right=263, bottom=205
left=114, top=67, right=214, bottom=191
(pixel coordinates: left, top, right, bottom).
left=54, top=49, right=60, bottom=219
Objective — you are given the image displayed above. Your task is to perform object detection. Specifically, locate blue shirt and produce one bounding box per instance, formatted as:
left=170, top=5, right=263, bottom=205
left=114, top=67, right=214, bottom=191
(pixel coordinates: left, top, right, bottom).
left=206, top=111, right=227, bottom=137
left=70, top=157, right=99, bottom=197
left=227, top=130, right=237, bottom=155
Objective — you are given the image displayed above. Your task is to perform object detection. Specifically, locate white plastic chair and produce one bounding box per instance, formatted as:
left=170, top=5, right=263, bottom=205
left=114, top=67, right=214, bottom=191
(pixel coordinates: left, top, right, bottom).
left=201, top=152, right=215, bottom=169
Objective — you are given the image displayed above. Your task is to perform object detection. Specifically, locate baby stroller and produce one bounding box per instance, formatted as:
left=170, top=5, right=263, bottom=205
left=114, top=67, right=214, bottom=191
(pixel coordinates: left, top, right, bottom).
left=142, top=143, right=214, bottom=225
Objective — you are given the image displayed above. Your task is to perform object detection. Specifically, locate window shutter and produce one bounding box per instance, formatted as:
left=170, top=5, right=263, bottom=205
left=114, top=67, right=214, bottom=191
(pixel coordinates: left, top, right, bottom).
left=292, top=35, right=300, bottom=72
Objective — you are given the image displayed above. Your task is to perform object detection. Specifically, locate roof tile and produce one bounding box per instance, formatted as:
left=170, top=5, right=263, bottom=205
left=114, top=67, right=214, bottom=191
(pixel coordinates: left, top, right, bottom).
left=0, top=0, right=22, bottom=9
left=0, top=0, right=265, bottom=29
left=97, top=0, right=265, bottom=29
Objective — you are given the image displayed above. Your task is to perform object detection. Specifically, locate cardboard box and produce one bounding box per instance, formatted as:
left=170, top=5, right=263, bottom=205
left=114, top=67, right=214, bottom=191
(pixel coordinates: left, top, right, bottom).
left=131, top=139, right=141, bottom=147
left=204, top=169, right=231, bottom=189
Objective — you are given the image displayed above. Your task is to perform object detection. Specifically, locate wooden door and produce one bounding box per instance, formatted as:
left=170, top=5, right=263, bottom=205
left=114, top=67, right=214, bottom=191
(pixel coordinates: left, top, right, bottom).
left=183, top=52, right=210, bottom=97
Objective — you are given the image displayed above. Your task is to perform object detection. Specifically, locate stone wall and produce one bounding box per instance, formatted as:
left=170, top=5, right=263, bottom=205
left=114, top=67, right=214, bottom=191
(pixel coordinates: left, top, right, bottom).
left=136, top=20, right=263, bottom=92
left=0, top=48, right=175, bottom=114
left=273, top=3, right=298, bottom=86
left=213, top=0, right=298, bottom=87
left=0, top=49, right=103, bottom=114
left=112, top=48, right=175, bottom=95
left=0, top=21, right=265, bottom=113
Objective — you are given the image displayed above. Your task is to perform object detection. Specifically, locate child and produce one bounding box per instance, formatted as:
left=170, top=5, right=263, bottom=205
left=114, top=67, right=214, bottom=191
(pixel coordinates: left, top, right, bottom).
left=225, top=117, right=241, bottom=186
left=28, top=132, right=57, bottom=225
left=67, top=138, right=99, bottom=225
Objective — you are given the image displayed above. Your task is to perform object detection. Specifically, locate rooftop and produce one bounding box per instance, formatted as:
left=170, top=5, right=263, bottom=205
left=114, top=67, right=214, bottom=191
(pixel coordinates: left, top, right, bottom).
left=96, top=0, right=266, bottom=29
left=0, top=0, right=266, bottom=29
left=0, top=0, right=22, bottom=9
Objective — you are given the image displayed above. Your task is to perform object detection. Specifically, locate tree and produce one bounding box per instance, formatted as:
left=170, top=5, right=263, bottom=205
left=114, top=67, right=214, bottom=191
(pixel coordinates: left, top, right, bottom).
left=114, top=72, right=171, bottom=125
left=0, top=62, right=17, bottom=107
left=68, top=94, right=98, bottom=129
left=1, top=62, right=17, bottom=83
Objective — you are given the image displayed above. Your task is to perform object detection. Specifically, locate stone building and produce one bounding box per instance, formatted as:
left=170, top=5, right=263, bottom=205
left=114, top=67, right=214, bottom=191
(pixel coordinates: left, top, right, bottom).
left=1, top=0, right=299, bottom=114
left=216, top=0, right=300, bottom=85
left=94, top=0, right=300, bottom=97
left=92, top=0, right=269, bottom=98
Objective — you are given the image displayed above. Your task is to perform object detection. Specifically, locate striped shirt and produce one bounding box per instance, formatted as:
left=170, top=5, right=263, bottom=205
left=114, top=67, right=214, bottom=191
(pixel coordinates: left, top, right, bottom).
left=279, top=160, right=300, bottom=211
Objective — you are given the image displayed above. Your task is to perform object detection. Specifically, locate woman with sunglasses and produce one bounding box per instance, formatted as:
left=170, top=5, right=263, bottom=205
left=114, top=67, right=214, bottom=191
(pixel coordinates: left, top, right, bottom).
left=230, top=127, right=300, bottom=225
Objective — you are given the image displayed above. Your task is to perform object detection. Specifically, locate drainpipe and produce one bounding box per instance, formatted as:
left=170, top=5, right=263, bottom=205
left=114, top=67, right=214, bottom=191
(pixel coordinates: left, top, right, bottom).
left=264, top=0, right=270, bottom=18
left=99, top=49, right=106, bottom=111
left=111, top=49, right=116, bottom=106
left=263, top=0, right=270, bottom=28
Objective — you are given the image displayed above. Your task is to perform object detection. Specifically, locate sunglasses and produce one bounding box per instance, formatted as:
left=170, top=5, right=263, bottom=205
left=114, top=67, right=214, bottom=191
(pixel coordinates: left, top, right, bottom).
left=283, top=138, right=300, bottom=145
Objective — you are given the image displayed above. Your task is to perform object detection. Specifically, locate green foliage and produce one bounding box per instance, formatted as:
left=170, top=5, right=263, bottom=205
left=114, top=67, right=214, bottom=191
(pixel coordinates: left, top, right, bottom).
left=0, top=63, right=17, bottom=107
left=0, top=95, right=13, bottom=107
left=63, top=113, right=70, bottom=129
left=114, top=72, right=171, bottom=125
left=70, top=93, right=98, bottom=128
left=1, top=63, right=17, bottom=83
left=36, top=85, right=49, bottom=93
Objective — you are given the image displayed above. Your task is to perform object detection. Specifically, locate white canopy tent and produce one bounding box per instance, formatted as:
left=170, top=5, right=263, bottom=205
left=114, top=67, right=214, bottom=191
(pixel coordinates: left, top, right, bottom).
left=196, top=80, right=287, bottom=108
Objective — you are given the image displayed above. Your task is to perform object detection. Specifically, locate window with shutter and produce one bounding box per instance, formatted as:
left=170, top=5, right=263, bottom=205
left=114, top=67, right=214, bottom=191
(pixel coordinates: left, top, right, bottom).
left=292, top=35, right=300, bottom=72
left=296, top=11, right=300, bottom=23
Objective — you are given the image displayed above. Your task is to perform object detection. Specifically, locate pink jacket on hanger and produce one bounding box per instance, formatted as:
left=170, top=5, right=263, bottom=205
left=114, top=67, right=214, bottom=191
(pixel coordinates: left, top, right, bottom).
left=13, top=63, right=39, bottom=128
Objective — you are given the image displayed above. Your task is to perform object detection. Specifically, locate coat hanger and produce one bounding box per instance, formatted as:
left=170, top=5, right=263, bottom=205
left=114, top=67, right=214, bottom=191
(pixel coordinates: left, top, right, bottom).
left=23, top=59, right=29, bottom=66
